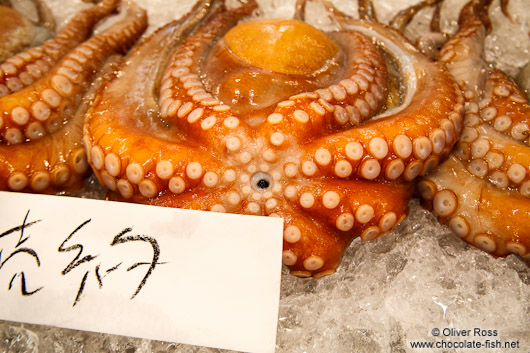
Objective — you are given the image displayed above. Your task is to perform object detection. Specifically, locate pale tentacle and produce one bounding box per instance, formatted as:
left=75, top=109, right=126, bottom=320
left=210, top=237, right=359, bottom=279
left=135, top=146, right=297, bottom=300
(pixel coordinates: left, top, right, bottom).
left=0, top=6, right=35, bottom=63
left=0, top=0, right=120, bottom=95
left=419, top=0, right=530, bottom=258
left=293, top=0, right=306, bottom=21
left=389, top=0, right=447, bottom=59
left=0, top=0, right=57, bottom=63
left=455, top=123, right=530, bottom=194
left=477, top=70, right=530, bottom=144
left=436, top=0, right=492, bottom=95
left=454, top=72, right=530, bottom=195
left=389, top=0, right=443, bottom=33
left=357, top=0, right=377, bottom=22
left=0, top=1, right=147, bottom=144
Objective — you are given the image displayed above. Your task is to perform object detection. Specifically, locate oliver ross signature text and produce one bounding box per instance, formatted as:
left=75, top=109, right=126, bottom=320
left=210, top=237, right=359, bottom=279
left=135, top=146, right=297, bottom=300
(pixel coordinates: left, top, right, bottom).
left=442, top=328, right=498, bottom=337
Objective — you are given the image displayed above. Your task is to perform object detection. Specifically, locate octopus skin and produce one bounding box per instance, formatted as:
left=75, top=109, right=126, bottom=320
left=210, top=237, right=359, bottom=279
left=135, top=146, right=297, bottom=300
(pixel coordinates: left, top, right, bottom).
left=418, top=0, right=530, bottom=258
left=0, top=5, right=36, bottom=63
left=84, top=0, right=463, bottom=277
left=0, top=0, right=56, bottom=63
left=0, top=0, right=120, bottom=97
left=0, top=1, right=147, bottom=193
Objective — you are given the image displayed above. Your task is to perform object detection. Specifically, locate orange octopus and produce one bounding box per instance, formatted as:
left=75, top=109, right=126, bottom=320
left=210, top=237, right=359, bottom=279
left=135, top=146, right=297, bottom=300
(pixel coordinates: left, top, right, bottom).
left=83, top=0, right=463, bottom=277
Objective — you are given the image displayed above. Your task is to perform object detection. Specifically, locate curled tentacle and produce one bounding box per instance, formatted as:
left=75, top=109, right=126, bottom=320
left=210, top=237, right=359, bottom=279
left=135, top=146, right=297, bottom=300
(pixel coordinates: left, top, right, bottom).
left=158, top=1, right=257, bottom=150
left=419, top=155, right=530, bottom=257
left=255, top=24, right=388, bottom=142
left=84, top=0, right=234, bottom=197
left=0, top=1, right=147, bottom=193
left=0, top=0, right=146, bottom=144
left=0, top=0, right=120, bottom=95
left=0, top=55, right=122, bottom=192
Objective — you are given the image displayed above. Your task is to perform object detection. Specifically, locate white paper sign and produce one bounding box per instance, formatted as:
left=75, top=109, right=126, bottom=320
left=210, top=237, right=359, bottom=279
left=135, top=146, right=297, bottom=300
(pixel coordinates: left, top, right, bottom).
left=0, top=191, right=283, bottom=353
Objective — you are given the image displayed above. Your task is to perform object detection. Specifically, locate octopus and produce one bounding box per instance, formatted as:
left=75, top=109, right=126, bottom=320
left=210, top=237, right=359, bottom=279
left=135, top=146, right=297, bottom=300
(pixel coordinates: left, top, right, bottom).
left=83, top=0, right=464, bottom=277
left=0, top=0, right=148, bottom=192
left=416, top=0, right=530, bottom=259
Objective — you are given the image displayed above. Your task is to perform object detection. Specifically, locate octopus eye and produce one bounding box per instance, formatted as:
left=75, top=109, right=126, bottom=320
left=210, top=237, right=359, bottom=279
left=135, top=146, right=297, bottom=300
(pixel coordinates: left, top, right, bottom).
left=257, top=178, right=270, bottom=189
left=251, top=172, right=272, bottom=192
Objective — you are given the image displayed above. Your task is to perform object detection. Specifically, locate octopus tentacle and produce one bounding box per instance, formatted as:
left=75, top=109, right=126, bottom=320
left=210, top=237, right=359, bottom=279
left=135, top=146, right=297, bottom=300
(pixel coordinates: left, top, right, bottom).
left=0, top=6, right=36, bottom=64
left=500, top=0, right=513, bottom=22
left=158, top=1, right=256, bottom=149
left=419, top=155, right=530, bottom=257
left=273, top=200, right=352, bottom=278
left=110, top=186, right=247, bottom=214
left=436, top=0, right=491, bottom=94
left=87, top=123, right=227, bottom=197
left=454, top=74, right=530, bottom=195
left=293, top=0, right=306, bottom=21
left=0, top=0, right=56, bottom=63
left=357, top=0, right=377, bottom=22
left=389, top=0, right=447, bottom=59
left=0, top=1, right=146, bottom=144
left=0, top=1, right=147, bottom=193
left=277, top=179, right=412, bottom=276
left=299, top=20, right=463, bottom=182
left=0, top=55, right=121, bottom=193
left=477, top=70, right=530, bottom=144
left=419, top=0, right=530, bottom=258
left=389, top=0, right=443, bottom=33
left=0, top=0, right=120, bottom=95
left=456, top=123, right=530, bottom=193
